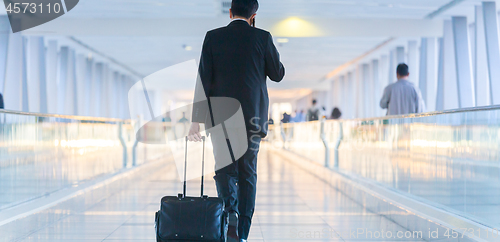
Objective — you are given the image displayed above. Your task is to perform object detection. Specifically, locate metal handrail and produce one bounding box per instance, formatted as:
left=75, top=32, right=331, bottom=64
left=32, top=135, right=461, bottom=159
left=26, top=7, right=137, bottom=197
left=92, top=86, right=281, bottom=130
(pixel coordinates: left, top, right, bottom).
left=281, top=105, right=500, bottom=126
left=340, top=105, right=500, bottom=122
left=0, top=109, right=131, bottom=123
left=320, top=118, right=329, bottom=168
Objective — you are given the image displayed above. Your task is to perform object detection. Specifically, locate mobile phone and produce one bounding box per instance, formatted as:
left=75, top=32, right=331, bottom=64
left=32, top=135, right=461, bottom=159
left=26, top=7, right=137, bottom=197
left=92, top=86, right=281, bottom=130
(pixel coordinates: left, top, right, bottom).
left=252, top=18, right=255, bottom=27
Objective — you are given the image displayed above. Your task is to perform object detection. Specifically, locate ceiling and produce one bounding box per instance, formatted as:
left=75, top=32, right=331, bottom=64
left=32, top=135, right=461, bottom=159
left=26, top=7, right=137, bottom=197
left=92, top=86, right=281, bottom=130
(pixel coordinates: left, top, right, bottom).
left=16, top=0, right=500, bottom=100
left=58, top=0, right=453, bottom=19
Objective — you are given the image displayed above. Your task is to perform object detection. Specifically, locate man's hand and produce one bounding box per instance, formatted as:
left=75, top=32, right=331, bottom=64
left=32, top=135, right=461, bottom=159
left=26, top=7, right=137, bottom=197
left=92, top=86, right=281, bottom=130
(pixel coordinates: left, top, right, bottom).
left=188, top=122, right=203, bottom=142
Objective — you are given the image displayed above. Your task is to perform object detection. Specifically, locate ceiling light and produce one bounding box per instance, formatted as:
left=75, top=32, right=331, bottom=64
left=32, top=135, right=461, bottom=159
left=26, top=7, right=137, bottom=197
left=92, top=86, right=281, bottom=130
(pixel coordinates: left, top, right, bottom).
left=271, top=17, right=323, bottom=37
left=183, top=45, right=192, bottom=51
left=277, top=38, right=289, bottom=43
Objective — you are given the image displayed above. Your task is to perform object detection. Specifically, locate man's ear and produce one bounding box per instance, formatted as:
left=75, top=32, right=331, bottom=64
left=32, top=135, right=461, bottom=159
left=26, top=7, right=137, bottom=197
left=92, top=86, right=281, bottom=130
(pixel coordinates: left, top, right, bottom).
left=229, top=9, right=233, bottom=19
left=250, top=13, right=257, bottom=21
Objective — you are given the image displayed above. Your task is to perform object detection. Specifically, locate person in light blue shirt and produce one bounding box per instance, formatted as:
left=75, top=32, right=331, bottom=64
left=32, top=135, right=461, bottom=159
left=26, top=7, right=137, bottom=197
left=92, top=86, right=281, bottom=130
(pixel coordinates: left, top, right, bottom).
left=380, top=63, right=425, bottom=116
left=291, top=110, right=305, bottom=122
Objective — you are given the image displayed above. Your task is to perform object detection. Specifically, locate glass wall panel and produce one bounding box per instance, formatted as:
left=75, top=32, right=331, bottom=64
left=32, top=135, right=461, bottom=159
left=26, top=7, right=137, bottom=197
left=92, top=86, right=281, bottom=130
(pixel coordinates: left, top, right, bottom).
left=276, top=107, right=500, bottom=228
left=0, top=111, right=165, bottom=211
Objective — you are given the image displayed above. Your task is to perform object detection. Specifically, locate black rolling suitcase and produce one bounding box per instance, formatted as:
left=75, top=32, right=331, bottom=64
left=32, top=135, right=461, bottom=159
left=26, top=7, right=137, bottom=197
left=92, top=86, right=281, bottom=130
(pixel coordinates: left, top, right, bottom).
left=155, top=136, right=227, bottom=242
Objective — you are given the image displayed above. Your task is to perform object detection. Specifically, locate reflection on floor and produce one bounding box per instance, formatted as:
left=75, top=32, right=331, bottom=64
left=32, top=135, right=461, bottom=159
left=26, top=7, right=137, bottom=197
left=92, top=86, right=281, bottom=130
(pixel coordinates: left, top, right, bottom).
left=2, top=147, right=424, bottom=242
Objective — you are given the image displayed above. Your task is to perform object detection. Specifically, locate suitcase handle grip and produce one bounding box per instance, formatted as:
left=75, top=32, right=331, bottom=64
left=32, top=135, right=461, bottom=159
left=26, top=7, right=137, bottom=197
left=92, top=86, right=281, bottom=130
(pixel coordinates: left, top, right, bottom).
left=183, top=136, right=206, bottom=198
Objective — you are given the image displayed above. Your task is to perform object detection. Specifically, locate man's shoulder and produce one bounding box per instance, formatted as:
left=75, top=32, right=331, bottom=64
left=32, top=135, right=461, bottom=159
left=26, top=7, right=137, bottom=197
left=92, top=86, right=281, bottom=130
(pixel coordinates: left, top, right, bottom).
left=207, top=26, right=227, bottom=36
left=394, top=81, right=421, bottom=95
left=207, top=25, right=271, bottom=37
left=404, top=80, right=416, bottom=87
left=253, top=27, right=271, bottom=36
left=392, top=80, right=416, bottom=88
left=385, top=82, right=397, bottom=90
left=401, top=80, right=419, bottom=91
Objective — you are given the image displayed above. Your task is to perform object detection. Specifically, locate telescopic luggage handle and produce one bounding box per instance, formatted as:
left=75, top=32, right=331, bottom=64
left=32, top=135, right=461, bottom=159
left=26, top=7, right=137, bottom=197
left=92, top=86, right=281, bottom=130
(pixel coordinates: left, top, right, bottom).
left=180, top=136, right=206, bottom=198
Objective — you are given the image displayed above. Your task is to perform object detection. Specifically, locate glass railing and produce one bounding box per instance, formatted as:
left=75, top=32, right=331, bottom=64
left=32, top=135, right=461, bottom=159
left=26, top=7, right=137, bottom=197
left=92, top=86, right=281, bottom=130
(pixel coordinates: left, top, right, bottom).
left=0, top=110, right=166, bottom=211
left=279, top=105, right=500, bottom=229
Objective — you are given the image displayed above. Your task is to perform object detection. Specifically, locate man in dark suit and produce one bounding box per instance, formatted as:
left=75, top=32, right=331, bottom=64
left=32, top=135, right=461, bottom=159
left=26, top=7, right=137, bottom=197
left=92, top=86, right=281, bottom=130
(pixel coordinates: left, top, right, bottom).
left=188, top=0, right=285, bottom=241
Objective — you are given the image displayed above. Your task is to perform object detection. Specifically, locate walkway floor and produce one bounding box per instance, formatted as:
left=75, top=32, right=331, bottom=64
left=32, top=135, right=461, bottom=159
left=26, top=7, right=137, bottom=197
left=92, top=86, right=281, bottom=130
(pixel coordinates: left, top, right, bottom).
left=2, top=146, right=424, bottom=242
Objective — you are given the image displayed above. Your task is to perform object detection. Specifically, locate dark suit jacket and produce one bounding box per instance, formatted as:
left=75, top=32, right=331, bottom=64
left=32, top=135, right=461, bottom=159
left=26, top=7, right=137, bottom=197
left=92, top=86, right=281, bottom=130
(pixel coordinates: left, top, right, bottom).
left=192, top=20, right=285, bottom=137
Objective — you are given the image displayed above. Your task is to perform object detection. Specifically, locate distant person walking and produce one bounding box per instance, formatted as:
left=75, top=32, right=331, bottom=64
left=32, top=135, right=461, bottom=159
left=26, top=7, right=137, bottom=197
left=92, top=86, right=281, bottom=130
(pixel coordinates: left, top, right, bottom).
left=306, top=99, right=320, bottom=121
left=0, top=93, right=3, bottom=109
left=380, top=63, right=425, bottom=116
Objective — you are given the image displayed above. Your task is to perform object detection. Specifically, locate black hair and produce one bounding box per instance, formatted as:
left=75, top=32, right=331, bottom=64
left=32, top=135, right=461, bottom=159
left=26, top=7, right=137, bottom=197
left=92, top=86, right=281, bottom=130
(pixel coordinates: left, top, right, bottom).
left=331, top=108, right=342, bottom=120
left=397, top=63, right=409, bottom=76
left=312, top=99, right=317, bottom=105
left=231, top=0, right=259, bottom=19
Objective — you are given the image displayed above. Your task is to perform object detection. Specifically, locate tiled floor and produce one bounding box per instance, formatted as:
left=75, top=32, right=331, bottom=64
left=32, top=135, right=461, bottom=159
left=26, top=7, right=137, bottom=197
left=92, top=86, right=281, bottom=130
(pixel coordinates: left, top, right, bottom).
left=2, top=147, right=423, bottom=242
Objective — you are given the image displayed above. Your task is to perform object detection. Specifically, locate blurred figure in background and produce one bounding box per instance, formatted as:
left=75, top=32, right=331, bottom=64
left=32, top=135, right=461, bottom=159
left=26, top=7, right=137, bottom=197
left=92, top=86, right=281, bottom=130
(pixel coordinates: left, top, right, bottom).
left=321, top=106, right=327, bottom=119
left=281, top=112, right=291, bottom=123
left=380, top=63, right=425, bottom=116
left=306, top=99, right=320, bottom=121
left=299, top=110, right=306, bottom=122
left=175, top=112, right=190, bottom=139
left=162, top=113, right=172, bottom=123
left=0, top=93, right=3, bottom=109
left=178, top=112, right=189, bottom=123
left=291, top=109, right=305, bottom=123
left=330, top=107, right=342, bottom=120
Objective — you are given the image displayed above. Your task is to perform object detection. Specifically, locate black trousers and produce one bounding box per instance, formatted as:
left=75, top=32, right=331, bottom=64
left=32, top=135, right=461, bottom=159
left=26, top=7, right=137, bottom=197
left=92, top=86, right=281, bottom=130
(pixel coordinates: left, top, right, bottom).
left=213, top=132, right=261, bottom=240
